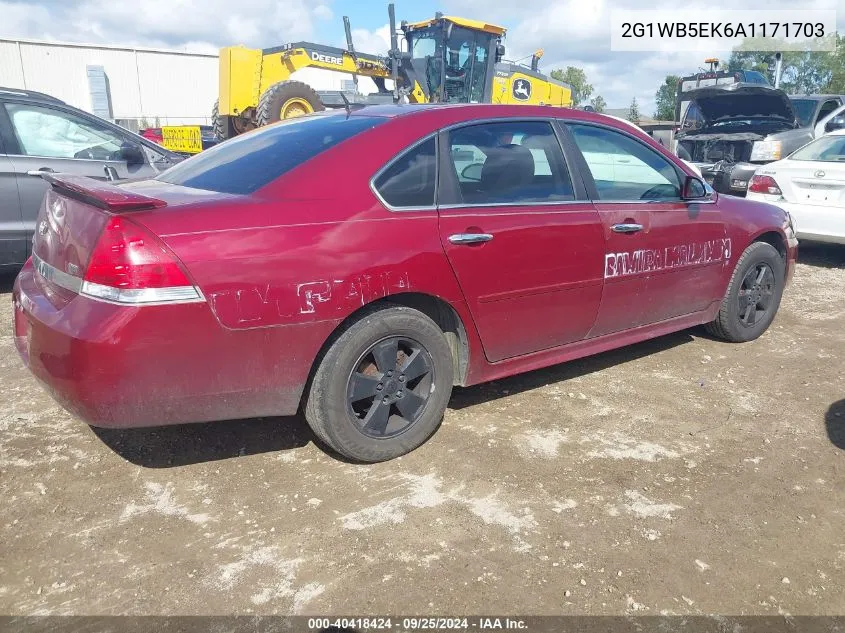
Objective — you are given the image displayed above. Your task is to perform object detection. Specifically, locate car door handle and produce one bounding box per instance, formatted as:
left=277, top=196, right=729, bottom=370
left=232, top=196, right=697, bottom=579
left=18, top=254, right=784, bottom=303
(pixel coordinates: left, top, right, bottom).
left=611, top=223, right=643, bottom=234
left=26, top=168, right=56, bottom=177
left=448, top=233, right=494, bottom=245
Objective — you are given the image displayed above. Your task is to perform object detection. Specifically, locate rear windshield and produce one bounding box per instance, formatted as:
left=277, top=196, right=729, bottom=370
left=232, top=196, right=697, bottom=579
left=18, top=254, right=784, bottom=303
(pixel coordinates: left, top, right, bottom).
left=157, top=113, right=385, bottom=194
left=790, top=135, right=845, bottom=162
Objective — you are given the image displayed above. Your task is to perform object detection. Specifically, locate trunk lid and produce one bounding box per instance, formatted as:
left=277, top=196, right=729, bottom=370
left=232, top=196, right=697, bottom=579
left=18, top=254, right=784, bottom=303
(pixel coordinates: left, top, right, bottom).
left=771, top=160, right=845, bottom=207
left=30, top=175, right=168, bottom=298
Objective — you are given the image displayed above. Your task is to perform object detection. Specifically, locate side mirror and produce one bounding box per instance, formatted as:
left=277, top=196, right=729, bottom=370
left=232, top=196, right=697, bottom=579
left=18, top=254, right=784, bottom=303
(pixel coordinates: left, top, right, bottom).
left=682, top=175, right=709, bottom=200
left=824, top=114, right=845, bottom=134
left=120, top=142, right=145, bottom=166
left=496, top=44, right=506, bottom=62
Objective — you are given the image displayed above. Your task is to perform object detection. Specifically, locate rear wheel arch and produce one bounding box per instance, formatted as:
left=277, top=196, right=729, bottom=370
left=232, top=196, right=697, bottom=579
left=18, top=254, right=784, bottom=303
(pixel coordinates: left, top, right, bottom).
left=300, top=292, right=471, bottom=412
left=382, top=293, right=470, bottom=386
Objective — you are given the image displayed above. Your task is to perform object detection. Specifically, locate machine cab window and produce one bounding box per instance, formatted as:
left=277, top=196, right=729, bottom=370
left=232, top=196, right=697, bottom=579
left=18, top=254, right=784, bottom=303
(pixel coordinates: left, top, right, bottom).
left=403, top=18, right=500, bottom=104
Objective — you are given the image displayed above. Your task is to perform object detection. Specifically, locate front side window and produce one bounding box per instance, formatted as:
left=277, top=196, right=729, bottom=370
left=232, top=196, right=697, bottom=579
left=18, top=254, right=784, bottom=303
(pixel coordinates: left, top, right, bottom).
left=158, top=113, right=385, bottom=195
left=444, top=121, right=574, bottom=205
left=5, top=103, right=126, bottom=160
left=568, top=123, right=682, bottom=201
left=411, top=30, right=437, bottom=58
left=373, top=137, right=437, bottom=208
left=442, top=26, right=493, bottom=103
left=790, top=135, right=845, bottom=162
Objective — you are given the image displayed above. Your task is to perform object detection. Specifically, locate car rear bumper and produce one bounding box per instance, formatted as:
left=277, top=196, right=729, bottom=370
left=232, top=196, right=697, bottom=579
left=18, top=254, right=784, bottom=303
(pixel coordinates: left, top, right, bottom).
left=13, top=261, right=332, bottom=428
left=746, top=194, right=845, bottom=246
left=696, top=162, right=759, bottom=196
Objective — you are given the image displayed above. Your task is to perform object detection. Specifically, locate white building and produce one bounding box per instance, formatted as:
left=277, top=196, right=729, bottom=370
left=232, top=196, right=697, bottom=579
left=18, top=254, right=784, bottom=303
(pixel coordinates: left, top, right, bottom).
left=0, top=38, right=379, bottom=131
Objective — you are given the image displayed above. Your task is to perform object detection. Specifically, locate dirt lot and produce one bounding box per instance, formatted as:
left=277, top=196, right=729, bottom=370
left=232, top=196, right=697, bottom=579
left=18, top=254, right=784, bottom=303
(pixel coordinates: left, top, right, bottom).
left=1, top=244, right=844, bottom=617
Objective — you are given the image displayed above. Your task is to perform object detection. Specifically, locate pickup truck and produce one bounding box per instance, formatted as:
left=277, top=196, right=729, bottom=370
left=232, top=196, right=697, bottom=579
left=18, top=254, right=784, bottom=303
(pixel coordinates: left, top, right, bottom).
left=676, top=84, right=844, bottom=196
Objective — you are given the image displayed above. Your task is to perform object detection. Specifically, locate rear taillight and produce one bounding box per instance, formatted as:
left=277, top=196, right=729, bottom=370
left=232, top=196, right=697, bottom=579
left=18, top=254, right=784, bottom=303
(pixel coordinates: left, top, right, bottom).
left=748, top=174, right=782, bottom=196
left=82, top=216, right=202, bottom=305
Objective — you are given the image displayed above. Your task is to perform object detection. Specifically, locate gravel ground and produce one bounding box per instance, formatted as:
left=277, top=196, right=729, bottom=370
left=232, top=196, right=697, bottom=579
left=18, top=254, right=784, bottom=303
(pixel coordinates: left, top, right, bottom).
left=1, top=243, right=843, bottom=617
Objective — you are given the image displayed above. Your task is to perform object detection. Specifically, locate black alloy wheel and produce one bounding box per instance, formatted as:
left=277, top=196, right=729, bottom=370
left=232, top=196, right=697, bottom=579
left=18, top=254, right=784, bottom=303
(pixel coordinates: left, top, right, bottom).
left=736, top=262, right=775, bottom=327
left=347, top=336, right=435, bottom=439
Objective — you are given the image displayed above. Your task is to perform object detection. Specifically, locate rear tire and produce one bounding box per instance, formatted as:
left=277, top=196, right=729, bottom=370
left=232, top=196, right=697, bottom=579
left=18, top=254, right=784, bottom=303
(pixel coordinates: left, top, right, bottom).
left=705, top=241, right=785, bottom=342
left=304, top=305, right=454, bottom=463
left=257, top=81, right=324, bottom=127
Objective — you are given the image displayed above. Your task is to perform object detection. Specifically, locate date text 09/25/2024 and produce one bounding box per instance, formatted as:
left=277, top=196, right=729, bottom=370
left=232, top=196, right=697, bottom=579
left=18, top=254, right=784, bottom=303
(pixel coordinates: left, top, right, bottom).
left=307, top=617, right=528, bottom=630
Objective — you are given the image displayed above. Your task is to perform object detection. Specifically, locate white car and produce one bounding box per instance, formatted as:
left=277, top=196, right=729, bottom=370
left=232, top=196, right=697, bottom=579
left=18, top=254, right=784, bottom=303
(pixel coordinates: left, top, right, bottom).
left=747, top=129, right=845, bottom=244
left=603, top=114, right=703, bottom=177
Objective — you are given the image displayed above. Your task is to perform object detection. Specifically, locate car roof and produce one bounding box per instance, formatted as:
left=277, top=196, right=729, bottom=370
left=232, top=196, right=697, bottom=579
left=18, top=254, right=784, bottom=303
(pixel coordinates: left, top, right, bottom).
left=789, top=94, right=845, bottom=101
left=349, top=103, right=618, bottom=126
left=1, top=85, right=183, bottom=159
left=0, top=86, right=65, bottom=104
left=684, top=82, right=786, bottom=96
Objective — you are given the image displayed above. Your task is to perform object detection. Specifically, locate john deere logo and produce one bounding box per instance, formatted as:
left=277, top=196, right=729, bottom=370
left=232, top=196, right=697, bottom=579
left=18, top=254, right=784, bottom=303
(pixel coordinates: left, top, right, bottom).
left=512, top=79, right=532, bottom=101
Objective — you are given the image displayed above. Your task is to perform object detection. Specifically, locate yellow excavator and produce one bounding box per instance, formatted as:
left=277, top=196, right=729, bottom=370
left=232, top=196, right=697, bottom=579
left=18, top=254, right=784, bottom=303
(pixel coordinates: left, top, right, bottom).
left=212, top=4, right=573, bottom=139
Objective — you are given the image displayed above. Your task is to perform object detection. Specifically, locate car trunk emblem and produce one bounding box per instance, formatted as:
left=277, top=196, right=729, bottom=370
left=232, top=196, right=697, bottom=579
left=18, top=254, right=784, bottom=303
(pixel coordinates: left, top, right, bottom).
left=815, top=170, right=825, bottom=178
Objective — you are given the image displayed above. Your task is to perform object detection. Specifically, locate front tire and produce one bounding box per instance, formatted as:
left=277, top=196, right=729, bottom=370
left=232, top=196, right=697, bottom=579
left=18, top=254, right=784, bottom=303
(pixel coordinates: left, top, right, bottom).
left=257, top=81, right=324, bottom=127
left=706, top=241, right=785, bottom=342
left=305, top=305, right=454, bottom=462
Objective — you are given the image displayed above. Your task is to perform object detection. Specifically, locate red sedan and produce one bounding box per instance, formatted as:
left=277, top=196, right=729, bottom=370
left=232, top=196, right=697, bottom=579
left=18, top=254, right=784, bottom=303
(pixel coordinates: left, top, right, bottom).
left=12, top=104, right=798, bottom=462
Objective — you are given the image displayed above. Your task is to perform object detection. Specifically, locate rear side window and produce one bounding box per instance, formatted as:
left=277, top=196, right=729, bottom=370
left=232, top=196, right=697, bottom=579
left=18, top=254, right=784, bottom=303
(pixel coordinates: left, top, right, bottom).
left=157, top=113, right=384, bottom=195
left=373, top=137, right=437, bottom=209
left=444, top=121, right=574, bottom=206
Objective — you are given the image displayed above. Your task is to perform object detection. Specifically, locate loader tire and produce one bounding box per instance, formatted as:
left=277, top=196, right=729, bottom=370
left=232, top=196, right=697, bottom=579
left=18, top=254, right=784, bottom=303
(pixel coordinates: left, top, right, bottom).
left=211, top=100, right=228, bottom=141
left=257, top=81, right=324, bottom=126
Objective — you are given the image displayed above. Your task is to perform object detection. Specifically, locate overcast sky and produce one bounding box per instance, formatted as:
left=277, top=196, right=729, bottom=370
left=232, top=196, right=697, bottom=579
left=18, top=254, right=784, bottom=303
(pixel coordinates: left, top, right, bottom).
left=2, top=0, right=843, bottom=114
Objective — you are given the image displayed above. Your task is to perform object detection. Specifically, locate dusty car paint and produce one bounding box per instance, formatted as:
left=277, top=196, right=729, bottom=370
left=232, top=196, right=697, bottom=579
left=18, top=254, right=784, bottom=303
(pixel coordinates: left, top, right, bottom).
left=13, top=104, right=797, bottom=429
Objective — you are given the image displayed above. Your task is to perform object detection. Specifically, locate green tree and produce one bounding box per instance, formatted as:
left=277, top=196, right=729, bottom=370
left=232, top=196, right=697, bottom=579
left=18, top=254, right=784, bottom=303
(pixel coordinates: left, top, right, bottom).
left=550, top=66, right=593, bottom=106
left=628, top=97, right=640, bottom=123
left=782, top=52, right=834, bottom=94
left=822, top=33, right=845, bottom=93
left=653, top=74, right=680, bottom=121
left=727, top=50, right=774, bottom=78
left=727, top=49, right=836, bottom=95
left=590, top=95, right=607, bottom=113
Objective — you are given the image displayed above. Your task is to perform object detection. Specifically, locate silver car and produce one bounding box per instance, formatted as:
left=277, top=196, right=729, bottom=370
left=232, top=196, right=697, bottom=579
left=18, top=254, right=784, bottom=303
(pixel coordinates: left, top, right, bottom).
left=0, top=87, right=182, bottom=270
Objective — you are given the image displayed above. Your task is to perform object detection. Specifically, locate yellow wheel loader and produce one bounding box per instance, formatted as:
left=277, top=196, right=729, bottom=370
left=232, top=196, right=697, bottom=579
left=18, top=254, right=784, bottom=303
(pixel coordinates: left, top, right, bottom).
left=213, top=4, right=573, bottom=139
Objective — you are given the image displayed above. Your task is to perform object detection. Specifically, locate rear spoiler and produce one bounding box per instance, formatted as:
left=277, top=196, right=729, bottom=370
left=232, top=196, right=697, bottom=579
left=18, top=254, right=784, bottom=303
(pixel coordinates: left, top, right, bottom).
left=43, top=174, right=167, bottom=212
